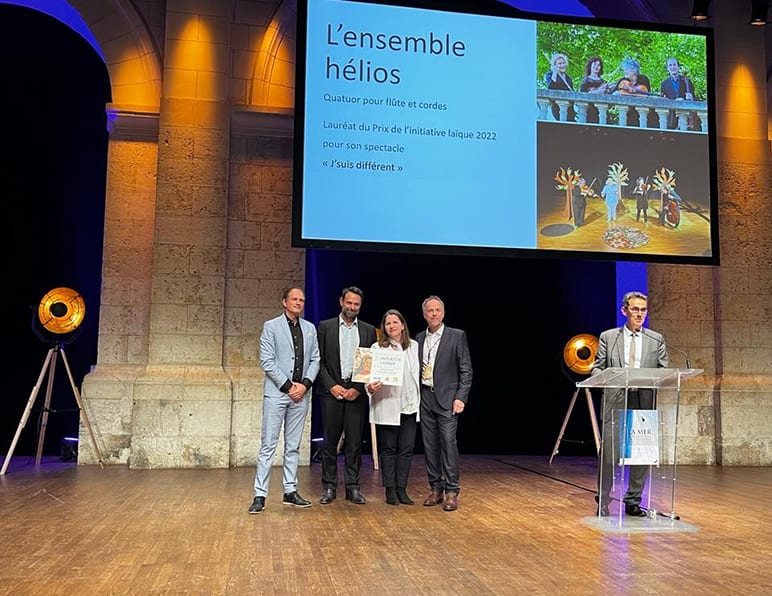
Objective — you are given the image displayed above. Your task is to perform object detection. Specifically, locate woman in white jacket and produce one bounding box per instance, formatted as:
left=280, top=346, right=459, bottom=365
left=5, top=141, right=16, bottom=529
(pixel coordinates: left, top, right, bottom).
left=365, top=309, right=421, bottom=505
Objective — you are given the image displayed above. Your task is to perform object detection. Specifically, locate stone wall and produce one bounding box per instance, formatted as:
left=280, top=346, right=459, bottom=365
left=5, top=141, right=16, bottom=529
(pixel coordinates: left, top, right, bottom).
left=74, top=0, right=771, bottom=468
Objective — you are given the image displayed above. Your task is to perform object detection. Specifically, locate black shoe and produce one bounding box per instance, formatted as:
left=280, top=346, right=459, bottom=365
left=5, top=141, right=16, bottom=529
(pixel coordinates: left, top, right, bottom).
left=319, top=488, right=336, bottom=505
left=282, top=491, right=311, bottom=508
left=345, top=487, right=366, bottom=504
left=625, top=503, right=647, bottom=517
left=396, top=488, right=414, bottom=505
left=385, top=488, right=399, bottom=506
left=248, top=496, right=265, bottom=514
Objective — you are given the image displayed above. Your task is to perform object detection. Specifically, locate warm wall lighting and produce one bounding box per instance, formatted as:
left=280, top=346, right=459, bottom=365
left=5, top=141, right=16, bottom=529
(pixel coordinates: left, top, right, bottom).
left=749, top=0, right=769, bottom=25
left=690, top=0, right=711, bottom=21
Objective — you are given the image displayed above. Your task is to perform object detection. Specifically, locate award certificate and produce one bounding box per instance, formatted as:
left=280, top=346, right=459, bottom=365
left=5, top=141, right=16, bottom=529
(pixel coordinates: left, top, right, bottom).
left=351, top=347, right=405, bottom=386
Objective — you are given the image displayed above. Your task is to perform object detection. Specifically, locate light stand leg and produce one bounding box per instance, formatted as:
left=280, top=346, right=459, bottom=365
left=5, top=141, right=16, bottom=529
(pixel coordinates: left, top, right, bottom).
left=59, top=347, right=104, bottom=468
left=550, top=388, right=580, bottom=464
left=584, top=388, right=601, bottom=455
left=549, top=387, right=601, bottom=464
left=35, top=349, right=58, bottom=465
left=335, top=425, right=380, bottom=470
left=1, top=345, right=105, bottom=475
left=370, top=422, right=379, bottom=470
left=337, top=432, right=345, bottom=454
left=1, top=349, right=55, bottom=476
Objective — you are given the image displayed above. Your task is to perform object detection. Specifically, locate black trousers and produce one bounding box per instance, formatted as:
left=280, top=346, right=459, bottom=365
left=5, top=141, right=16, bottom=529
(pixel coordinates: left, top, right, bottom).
left=572, top=196, right=586, bottom=227
left=598, top=389, right=655, bottom=507
left=320, top=393, right=368, bottom=490
left=376, top=413, right=418, bottom=489
left=420, top=386, right=460, bottom=494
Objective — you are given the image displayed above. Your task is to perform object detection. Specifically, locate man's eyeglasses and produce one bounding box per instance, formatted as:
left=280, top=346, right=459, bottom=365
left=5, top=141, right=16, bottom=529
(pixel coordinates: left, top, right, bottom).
left=627, top=307, right=647, bottom=314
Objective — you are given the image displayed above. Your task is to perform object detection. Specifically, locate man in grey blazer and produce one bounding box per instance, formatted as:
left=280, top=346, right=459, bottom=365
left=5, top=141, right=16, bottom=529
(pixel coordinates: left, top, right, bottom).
left=591, top=290, right=669, bottom=517
left=249, top=287, right=320, bottom=514
left=416, top=295, right=472, bottom=512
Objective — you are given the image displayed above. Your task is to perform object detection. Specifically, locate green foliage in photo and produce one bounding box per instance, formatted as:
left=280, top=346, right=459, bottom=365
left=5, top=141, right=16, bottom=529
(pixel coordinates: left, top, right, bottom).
left=537, top=21, right=708, bottom=99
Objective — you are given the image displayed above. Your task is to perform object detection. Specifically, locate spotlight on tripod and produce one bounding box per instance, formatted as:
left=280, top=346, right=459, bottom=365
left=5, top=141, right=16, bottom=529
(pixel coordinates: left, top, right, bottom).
left=1, top=288, right=103, bottom=475
left=34, top=286, right=87, bottom=343
left=549, top=333, right=601, bottom=463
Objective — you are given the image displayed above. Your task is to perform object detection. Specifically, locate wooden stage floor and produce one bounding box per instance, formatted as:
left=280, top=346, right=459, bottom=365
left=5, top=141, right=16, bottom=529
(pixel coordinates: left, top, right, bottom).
left=1, top=455, right=770, bottom=595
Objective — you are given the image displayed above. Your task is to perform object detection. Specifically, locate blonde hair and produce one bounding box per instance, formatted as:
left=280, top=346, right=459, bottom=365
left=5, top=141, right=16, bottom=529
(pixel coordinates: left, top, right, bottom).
left=551, top=52, right=568, bottom=68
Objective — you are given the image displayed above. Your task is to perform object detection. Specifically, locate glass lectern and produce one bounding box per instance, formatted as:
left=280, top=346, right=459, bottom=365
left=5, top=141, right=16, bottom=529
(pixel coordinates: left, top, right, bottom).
left=577, top=367, right=703, bottom=528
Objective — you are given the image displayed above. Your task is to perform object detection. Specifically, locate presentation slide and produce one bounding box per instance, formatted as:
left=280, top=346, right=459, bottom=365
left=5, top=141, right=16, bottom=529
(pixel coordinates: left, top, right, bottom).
left=303, top=0, right=536, bottom=248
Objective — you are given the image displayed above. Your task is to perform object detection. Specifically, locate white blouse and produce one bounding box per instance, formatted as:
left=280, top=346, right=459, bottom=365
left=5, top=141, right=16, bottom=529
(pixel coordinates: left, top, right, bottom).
left=366, top=339, right=420, bottom=426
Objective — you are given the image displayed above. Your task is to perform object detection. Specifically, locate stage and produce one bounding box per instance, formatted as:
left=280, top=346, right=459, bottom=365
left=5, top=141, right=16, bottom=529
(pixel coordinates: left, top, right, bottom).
left=1, top=455, right=769, bottom=594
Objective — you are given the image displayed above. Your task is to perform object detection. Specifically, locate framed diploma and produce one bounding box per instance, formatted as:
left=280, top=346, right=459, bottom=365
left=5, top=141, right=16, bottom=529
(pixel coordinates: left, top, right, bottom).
left=351, top=347, right=405, bottom=386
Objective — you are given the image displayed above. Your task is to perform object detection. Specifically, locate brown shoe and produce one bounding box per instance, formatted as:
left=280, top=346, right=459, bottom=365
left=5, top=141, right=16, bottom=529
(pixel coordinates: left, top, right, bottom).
left=442, top=493, right=459, bottom=512
left=422, top=491, right=444, bottom=506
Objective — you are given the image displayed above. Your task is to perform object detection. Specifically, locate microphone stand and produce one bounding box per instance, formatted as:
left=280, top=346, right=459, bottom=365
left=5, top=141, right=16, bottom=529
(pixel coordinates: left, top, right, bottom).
left=668, top=345, right=692, bottom=369
left=608, top=327, right=625, bottom=365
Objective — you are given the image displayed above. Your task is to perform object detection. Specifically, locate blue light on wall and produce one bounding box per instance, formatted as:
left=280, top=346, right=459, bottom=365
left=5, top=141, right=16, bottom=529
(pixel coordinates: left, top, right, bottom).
left=499, top=0, right=593, bottom=17
left=0, top=0, right=104, bottom=61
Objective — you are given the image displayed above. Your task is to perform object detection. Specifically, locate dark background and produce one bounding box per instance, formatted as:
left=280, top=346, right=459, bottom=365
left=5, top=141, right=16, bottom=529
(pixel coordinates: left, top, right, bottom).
left=2, top=3, right=617, bottom=461
left=2, top=5, right=109, bottom=460
left=304, top=249, right=616, bottom=457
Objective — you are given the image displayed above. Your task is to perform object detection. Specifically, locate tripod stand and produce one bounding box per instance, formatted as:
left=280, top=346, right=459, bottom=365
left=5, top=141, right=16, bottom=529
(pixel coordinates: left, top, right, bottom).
left=549, top=387, right=600, bottom=464
left=1, top=343, right=104, bottom=475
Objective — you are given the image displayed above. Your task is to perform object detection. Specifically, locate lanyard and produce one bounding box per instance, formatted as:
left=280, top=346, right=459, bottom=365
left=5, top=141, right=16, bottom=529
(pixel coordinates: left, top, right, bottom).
left=424, top=333, right=440, bottom=364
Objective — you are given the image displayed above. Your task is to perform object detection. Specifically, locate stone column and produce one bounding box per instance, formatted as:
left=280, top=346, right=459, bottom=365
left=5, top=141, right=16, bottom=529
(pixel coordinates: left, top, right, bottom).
left=79, top=109, right=159, bottom=465
left=130, top=1, right=233, bottom=468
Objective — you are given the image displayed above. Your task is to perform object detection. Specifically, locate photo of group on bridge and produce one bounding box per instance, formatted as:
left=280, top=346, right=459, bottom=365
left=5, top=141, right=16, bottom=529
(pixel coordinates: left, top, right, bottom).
left=536, top=20, right=709, bottom=132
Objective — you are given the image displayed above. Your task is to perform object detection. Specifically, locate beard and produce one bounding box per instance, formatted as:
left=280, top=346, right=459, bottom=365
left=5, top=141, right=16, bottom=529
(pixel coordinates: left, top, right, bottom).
left=342, top=307, right=359, bottom=320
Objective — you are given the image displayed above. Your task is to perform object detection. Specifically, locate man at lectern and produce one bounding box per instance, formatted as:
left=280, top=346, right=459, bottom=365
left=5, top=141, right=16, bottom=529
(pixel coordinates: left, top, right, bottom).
left=591, top=291, right=669, bottom=517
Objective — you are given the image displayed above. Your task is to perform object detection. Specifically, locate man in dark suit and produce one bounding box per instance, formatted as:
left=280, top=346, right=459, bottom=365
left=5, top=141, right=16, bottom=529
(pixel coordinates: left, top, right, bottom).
left=659, top=57, right=695, bottom=129
left=591, top=291, right=669, bottom=517
left=316, top=286, right=377, bottom=505
left=416, top=295, right=473, bottom=512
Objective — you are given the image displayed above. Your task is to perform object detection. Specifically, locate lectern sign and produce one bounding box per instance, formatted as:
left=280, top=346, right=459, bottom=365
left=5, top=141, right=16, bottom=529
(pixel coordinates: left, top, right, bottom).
left=619, top=409, right=659, bottom=466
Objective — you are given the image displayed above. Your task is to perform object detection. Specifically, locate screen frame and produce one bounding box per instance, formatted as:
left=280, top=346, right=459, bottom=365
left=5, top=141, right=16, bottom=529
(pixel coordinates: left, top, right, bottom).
left=291, top=0, right=720, bottom=266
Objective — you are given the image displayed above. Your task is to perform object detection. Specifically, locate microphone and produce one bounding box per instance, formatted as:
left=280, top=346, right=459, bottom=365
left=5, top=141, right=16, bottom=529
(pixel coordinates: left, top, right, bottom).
left=668, top=344, right=692, bottom=369
left=639, top=327, right=663, bottom=353
left=607, top=327, right=625, bottom=367
left=640, top=328, right=692, bottom=369
left=640, top=327, right=665, bottom=365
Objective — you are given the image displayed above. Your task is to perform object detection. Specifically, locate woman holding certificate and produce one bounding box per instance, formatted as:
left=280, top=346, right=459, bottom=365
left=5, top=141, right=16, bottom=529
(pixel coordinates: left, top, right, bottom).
left=365, top=309, right=421, bottom=506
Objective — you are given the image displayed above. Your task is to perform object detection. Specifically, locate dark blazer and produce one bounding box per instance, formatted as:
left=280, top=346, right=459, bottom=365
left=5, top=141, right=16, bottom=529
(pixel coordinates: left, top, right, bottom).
left=545, top=71, right=574, bottom=91
left=416, top=326, right=473, bottom=410
left=659, top=74, right=694, bottom=100
left=317, top=317, right=377, bottom=396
